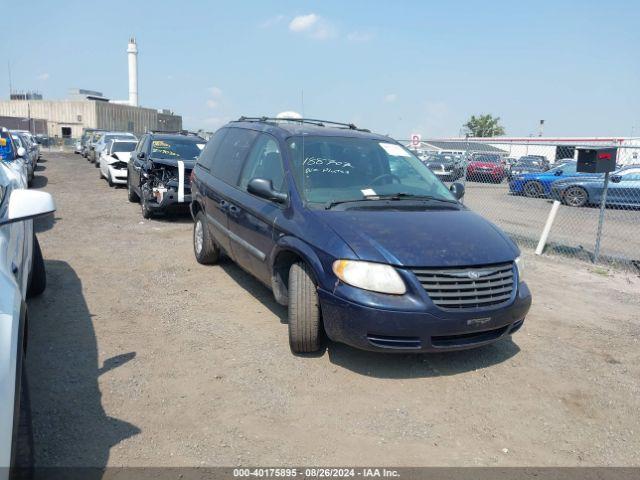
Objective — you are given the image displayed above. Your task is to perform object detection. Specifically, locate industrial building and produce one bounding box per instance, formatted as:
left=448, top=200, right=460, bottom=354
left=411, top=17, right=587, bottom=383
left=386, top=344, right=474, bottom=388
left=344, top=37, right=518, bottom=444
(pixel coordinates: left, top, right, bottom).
left=0, top=37, right=182, bottom=139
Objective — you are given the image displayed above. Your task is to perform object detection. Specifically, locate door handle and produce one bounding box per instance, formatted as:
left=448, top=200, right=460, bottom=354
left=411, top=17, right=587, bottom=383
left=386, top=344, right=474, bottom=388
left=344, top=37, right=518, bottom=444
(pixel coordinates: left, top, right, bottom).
left=11, top=262, right=19, bottom=275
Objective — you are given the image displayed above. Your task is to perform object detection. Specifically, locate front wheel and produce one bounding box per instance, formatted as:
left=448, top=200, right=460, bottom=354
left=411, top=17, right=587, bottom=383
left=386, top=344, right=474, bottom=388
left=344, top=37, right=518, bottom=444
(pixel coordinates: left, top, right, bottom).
left=563, top=186, right=589, bottom=207
left=523, top=181, right=544, bottom=198
left=140, top=194, right=153, bottom=219
left=27, top=235, right=46, bottom=298
left=288, top=262, right=322, bottom=354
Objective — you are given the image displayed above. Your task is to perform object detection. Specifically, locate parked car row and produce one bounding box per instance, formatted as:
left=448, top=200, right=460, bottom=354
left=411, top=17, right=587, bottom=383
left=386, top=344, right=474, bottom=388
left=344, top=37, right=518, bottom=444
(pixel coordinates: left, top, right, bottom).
left=419, top=152, right=552, bottom=184
left=509, top=160, right=640, bottom=207
left=78, top=128, right=207, bottom=218
left=76, top=118, right=531, bottom=357
left=0, top=127, right=55, bottom=475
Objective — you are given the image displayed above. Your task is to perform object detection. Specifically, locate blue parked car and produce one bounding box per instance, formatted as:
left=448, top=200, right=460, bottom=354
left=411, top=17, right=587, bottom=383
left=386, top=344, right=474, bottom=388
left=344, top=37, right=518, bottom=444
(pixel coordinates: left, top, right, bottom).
left=191, top=117, right=531, bottom=354
left=508, top=160, right=601, bottom=198
left=550, top=166, right=640, bottom=208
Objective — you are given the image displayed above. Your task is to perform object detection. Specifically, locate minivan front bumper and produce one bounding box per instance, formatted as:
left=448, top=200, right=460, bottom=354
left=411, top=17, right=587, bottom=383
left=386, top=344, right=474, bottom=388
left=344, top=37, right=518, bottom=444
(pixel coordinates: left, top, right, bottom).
left=318, top=282, right=531, bottom=352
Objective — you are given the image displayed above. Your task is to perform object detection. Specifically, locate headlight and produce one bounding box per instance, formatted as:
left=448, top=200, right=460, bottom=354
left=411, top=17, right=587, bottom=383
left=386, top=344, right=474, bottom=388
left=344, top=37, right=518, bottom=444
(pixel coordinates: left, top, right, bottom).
left=332, top=260, right=406, bottom=295
left=515, top=256, right=524, bottom=282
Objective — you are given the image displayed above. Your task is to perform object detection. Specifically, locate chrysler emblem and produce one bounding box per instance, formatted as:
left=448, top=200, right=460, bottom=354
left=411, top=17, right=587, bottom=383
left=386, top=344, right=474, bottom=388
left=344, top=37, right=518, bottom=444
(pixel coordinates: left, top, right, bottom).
left=467, top=271, right=481, bottom=280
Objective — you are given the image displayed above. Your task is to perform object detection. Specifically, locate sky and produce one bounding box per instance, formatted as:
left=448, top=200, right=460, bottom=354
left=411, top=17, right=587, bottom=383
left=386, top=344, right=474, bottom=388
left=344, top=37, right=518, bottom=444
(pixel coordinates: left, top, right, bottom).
left=2, top=0, right=639, bottom=138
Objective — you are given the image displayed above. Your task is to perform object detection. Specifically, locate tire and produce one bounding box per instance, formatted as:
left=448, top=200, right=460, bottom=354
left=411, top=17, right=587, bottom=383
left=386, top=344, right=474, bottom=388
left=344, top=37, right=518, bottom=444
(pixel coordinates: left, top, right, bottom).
left=27, top=235, right=46, bottom=298
left=141, top=195, right=153, bottom=219
left=523, top=181, right=544, bottom=198
left=12, top=360, right=33, bottom=474
left=193, top=211, right=220, bottom=264
left=563, top=186, right=589, bottom=207
left=107, top=171, right=114, bottom=187
left=288, top=262, right=322, bottom=353
left=127, top=177, right=139, bottom=202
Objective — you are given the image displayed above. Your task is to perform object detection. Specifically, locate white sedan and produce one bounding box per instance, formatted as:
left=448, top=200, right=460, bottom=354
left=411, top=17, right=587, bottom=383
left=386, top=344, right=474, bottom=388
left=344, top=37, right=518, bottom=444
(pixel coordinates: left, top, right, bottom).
left=98, top=140, right=137, bottom=186
left=0, top=152, right=55, bottom=475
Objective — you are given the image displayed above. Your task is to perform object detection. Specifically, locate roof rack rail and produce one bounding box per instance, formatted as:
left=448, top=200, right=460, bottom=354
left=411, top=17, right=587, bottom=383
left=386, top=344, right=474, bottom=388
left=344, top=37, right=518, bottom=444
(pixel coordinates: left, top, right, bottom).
left=234, top=116, right=370, bottom=132
left=148, top=129, right=201, bottom=136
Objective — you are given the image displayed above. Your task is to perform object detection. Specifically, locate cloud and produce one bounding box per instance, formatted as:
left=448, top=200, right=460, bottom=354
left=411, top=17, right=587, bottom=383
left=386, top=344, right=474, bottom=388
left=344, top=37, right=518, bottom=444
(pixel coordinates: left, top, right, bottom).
left=260, top=14, right=284, bottom=28
left=205, top=86, right=223, bottom=109
left=36, top=73, right=50, bottom=81
left=289, top=14, right=319, bottom=32
left=384, top=93, right=398, bottom=103
left=289, top=13, right=336, bottom=39
left=347, top=31, right=374, bottom=43
left=207, top=86, right=223, bottom=98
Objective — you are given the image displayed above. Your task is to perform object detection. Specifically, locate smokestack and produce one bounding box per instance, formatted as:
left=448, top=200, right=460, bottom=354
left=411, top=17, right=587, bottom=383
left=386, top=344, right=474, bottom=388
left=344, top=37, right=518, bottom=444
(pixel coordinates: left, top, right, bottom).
left=127, top=36, right=138, bottom=107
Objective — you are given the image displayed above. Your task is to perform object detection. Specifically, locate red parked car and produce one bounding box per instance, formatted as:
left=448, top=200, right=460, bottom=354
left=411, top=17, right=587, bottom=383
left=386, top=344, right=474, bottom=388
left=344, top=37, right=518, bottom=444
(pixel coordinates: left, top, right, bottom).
left=466, top=154, right=506, bottom=182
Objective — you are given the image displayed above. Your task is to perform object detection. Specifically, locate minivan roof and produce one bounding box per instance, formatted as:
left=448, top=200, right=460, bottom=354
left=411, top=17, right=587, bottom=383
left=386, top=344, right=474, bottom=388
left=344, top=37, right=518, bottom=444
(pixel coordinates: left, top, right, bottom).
left=227, top=117, right=392, bottom=142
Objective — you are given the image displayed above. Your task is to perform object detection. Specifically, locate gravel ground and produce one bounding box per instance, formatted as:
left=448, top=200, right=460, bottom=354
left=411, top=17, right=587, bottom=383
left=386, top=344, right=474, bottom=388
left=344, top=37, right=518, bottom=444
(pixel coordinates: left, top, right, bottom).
left=26, top=151, right=640, bottom=467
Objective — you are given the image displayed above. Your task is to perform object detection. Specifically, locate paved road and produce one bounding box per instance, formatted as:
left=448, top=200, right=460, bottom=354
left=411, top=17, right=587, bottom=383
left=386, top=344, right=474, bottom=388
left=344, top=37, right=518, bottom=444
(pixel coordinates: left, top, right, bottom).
left=26, top=152, right=640, bottom=467
left=459, top=181, right=640, bottom=266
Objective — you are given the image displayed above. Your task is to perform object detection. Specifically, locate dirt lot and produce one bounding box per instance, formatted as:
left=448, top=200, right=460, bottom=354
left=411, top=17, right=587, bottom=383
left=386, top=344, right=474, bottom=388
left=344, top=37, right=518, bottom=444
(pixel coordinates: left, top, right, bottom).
left=27, top=151, right=640, bottom=467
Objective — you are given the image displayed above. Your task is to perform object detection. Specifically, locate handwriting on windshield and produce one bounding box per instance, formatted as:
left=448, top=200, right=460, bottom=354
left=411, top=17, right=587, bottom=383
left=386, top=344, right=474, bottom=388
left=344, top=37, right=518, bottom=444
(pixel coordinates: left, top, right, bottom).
left=304, top=156, right=353, bottom=175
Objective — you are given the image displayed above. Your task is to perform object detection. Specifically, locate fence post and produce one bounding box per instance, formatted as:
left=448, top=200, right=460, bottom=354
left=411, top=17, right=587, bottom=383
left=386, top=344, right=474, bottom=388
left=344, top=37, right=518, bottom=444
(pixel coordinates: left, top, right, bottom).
left=593, top=171, right=610, bottom=263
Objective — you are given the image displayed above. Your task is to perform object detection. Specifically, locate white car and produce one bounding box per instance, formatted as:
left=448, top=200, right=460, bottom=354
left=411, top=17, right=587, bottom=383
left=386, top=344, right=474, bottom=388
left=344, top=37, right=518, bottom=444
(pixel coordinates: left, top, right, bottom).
left=92, top=132, right=137, bottom=167
left=0, top=150, right=55, bottom=474
left=98, top=139, right=137, bottom=186
left=9, top=134, right=34, bottom=187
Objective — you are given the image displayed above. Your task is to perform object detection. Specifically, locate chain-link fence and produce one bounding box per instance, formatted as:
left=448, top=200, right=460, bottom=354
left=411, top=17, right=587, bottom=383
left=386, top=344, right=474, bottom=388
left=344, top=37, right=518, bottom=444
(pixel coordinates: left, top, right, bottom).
left=404, top=138, right=640, bottom=271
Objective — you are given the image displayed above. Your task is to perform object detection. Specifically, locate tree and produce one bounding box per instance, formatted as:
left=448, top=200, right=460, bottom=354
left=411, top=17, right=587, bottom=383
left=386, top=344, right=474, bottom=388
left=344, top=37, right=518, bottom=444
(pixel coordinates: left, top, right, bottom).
left=463, top=114, right=505, bottom=137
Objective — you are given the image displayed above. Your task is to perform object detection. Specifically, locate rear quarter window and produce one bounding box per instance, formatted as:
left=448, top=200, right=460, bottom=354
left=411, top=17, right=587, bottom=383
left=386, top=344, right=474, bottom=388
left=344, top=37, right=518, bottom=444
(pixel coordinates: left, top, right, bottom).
left=209, top=128, right=258, bottom=186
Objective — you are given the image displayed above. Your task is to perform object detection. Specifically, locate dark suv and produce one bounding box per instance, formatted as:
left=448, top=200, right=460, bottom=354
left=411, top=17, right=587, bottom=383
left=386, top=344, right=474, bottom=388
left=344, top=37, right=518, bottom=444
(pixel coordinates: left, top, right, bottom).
left=127, top=131, right=206, bottom=218
left=191, top=118, right=531, bottom=354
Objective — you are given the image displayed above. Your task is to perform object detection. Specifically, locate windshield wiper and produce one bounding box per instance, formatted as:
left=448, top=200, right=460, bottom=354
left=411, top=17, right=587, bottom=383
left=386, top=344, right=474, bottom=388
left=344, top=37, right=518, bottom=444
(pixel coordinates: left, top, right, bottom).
left=325, top=193, right=457, bottom=210
left=369, top=193, right=458, bottom=203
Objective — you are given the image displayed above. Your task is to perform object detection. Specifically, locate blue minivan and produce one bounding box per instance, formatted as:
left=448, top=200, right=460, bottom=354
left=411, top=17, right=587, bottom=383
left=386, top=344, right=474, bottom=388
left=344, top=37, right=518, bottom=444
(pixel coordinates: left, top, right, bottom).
left=191, top=118, right=531, bottom=354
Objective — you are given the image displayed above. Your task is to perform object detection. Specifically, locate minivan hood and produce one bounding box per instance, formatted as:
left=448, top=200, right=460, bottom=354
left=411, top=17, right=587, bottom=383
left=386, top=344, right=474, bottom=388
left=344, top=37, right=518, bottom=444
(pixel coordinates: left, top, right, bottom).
left=312, top=208, right=518, bottom=267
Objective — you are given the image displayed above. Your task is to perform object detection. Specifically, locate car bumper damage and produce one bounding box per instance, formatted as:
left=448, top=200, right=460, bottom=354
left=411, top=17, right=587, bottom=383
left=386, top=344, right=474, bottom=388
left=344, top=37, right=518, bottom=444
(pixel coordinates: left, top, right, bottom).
left=142, top=160, right=192, bottom=211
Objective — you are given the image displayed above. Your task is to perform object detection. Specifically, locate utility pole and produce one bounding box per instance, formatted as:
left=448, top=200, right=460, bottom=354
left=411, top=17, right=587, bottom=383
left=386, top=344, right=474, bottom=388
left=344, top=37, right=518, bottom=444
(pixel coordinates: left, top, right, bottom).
left=7, top=61, right=12, bottom=97
left=538, top=119, right=545, bottom=137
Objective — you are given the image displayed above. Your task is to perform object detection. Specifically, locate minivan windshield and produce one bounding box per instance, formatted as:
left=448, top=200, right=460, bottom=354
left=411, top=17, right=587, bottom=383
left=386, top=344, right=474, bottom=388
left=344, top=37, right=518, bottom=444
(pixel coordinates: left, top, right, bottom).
left=286, top=136, right=455, bottom=206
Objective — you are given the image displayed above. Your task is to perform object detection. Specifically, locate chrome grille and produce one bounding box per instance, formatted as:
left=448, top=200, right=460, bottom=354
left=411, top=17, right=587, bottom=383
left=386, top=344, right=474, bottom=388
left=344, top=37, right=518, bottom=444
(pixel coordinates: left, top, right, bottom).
left=411, top=262, right=515, bottom=309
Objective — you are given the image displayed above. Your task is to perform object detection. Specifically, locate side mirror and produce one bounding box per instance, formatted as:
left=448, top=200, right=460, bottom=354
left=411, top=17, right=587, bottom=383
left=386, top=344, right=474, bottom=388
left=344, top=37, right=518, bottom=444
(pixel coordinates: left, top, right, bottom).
left=111, top=153, right=119, bottom=159
left=137, top=152, right=145, bottom=160
left=17, top=147, right=26, bottom=158
left=450, top=182, right=465, bottom=200
left=0, top=190, right=56, bottom=226
left=610, top=175, right=622, bottom=183
left=247, top=178, right=288, bottom=204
